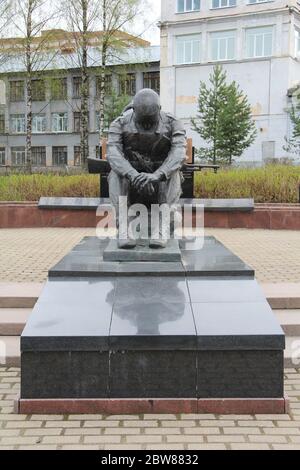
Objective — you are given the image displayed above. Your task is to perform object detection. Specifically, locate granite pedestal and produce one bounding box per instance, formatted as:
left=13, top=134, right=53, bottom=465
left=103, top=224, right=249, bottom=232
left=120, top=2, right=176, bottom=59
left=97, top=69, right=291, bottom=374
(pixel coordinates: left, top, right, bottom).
left=19, top=236, right=286, bottom=414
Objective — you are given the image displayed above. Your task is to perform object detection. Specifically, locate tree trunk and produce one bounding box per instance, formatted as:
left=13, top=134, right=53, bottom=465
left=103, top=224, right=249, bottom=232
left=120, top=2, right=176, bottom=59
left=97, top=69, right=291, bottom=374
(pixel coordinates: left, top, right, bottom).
left=25, top=1, right=33, bottom=174
left=98, top=0, right=107, bottom=154
left=80, top=0, right=89, bottom=169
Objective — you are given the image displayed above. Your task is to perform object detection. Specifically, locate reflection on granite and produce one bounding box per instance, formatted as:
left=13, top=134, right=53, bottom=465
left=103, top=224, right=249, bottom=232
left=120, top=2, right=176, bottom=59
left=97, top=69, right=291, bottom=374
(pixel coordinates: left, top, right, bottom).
left=49, top=236, right=254, bottom=278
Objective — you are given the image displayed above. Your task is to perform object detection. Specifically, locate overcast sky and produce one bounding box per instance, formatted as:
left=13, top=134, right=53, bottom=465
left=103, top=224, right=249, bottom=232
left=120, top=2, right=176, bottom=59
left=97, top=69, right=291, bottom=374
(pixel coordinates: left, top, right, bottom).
left=137, top=0, right=161, bottom=45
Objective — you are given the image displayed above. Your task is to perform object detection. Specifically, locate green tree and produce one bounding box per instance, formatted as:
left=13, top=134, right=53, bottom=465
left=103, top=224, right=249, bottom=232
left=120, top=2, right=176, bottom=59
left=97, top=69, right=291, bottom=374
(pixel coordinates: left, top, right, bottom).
left=104, top=88, right=130, bottom=132
left=284, top=95, right=300, bottom=157
left=192, top=65, right=257, bottom=165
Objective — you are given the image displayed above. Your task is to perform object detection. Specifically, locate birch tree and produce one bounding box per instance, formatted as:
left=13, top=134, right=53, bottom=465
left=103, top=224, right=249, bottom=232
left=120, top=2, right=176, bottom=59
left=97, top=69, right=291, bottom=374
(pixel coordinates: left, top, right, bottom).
left=6, top=0, right=58, bottom=173
left=96, top=0, right=147, bottom=144
left=63, top=0, right=99, bottom=168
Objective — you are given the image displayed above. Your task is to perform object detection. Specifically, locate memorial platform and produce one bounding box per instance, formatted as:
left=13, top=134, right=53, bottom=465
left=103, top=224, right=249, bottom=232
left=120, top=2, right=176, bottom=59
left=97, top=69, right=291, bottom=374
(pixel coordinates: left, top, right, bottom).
left=18, top=236, right=286, bottom=414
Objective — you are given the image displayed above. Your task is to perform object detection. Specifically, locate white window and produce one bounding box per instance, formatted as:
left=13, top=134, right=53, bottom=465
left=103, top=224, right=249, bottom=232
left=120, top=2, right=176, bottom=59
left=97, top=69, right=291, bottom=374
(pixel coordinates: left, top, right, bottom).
left=52, top=113, right=68, bottom=132
left=11, top=147, right=25, bottom=165
left=176, top=34, right=201, bottom=64
left=248, top=0, right=272, bottom=3
left=10, top=114, right=26, bottom=133
left=211, top=0, right=236, bottom=8
left=210, top=30, right=236, bottom=61
left=32, top=114, right=46, bottom=133
left=295, top=29, right=300, bottom=56
left=177, top=0, right=200, bottom=12
left=245, top=26, right=273, bottom=58
left=0, top=148, right=5, bottom=165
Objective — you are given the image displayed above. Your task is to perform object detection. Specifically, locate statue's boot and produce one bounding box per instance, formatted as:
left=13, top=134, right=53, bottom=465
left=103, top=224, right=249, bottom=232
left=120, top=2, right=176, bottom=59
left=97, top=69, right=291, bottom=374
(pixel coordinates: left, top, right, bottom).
left=149, top=218, right=168, bottom=249
left=118, top=238, right=137, bottom=249
left=149, top=238, right=168, bottom=249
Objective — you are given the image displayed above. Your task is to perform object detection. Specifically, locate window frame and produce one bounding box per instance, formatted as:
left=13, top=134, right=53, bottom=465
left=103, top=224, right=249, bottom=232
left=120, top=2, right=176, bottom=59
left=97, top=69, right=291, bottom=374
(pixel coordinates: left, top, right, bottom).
left=0, top=147, right=5, bottom=165
left=74, top=146, right=82, bottom=166
left=31, top=79, right=46, bottom=101
left=245, top=25, right=274, bottom=58
left=295, top=28, right=300, bottom=56
left=96, top=75, right=113, bottom=96
left=119, top=73, right=136, bottom=96
left=11, top=146, right=25, bottom=166
left=0, top=115, right=5, bottom=134
left=10, top=114, right=26, bottom=134
left=32, top=114, right=46, bottom=133
left=9, top=80, right=25, bottom=102
left=31, top=146, right=46, bottom=166
left=177, top=0, right=201, bottom=13
left=143, top=72, right=160, bottom=94
left=52, top=146, right=68, bottom=166
left=211, top=0, right=236, bottom=9
left=210, top=30, right=236, bottom=61
left=51, top=112, right=68, bottom=133
left=247, top=0, right=273, bottom=4
left=73, top=76, right=82, bottom=99
left=50, top=77, right=68, bottom=100
left=176, top=34, right=202, bottom=64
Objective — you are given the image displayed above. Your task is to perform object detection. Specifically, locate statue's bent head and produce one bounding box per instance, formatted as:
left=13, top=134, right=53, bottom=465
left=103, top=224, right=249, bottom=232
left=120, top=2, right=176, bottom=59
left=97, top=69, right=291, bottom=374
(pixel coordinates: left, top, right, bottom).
left=133, top=88, right=161, bottom=130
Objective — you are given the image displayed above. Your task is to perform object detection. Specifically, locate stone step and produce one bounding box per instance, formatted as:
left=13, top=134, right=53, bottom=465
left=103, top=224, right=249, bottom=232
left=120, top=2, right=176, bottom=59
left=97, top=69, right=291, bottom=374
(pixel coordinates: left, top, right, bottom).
left=274, top=310, right=300, bottom=336
left=0, top=336, right=20, bottom=367
left=0, top=335, right=298, bottom=370
left=284, top=336, right=300, bottom=368
left=262, top=283, right=300, bottom=309
left=0, top=308, right=32, bottom=335
left=0, top=283, right=43, bottom=308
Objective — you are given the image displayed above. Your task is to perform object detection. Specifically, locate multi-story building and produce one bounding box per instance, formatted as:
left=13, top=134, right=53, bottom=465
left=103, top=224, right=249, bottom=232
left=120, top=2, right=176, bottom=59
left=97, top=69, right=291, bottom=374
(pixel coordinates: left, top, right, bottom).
left=0, top=29, right=160, bottom=168
left=160, top=0, right=300, bottom=163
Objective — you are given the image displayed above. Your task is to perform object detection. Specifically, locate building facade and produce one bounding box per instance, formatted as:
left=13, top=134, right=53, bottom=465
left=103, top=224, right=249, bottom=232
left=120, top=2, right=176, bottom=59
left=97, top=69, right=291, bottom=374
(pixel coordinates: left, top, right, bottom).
left=0, top=30, right=160, bottom=168
left=160, top=0, right=300, bottom=163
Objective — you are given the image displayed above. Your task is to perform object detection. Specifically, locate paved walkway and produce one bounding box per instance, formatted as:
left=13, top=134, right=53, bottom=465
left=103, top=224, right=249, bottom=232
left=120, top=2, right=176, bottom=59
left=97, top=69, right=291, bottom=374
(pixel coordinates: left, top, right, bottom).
left=0, top=366, right=299, bottom=450
left=0, top=228, right=299, bottom=283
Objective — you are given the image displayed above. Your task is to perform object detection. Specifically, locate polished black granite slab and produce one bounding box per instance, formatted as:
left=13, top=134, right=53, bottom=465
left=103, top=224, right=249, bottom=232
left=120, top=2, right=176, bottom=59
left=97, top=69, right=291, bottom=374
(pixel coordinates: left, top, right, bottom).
left=21, top=235, right=284, bottom=400
left=38, top=197, right=254, bottom=212
left=103, top=239, right=182, bottom=262
left=49, top=236, right=254, bottom=278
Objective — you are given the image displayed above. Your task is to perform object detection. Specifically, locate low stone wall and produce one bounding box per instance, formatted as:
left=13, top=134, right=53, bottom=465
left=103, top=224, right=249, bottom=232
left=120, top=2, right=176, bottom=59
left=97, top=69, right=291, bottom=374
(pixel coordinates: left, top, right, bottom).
left=0, top=202, right=300, bottom=230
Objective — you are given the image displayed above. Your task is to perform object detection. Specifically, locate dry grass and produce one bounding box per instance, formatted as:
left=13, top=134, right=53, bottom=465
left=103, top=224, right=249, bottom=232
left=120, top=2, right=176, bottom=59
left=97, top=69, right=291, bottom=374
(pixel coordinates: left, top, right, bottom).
left=0, top=165, right=299, bottom=203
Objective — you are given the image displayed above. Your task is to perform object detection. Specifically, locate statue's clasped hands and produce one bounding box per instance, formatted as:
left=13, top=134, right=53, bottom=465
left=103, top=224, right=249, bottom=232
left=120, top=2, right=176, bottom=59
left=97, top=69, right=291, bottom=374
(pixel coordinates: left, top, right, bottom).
left=131, top=173, right=161, bottom=197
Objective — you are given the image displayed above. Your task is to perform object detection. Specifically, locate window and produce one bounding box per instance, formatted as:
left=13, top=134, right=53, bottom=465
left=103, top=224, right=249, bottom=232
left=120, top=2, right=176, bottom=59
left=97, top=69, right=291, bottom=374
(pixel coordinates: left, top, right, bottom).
left=11, top=147, right=25, bottom=166
left=96, top=75, right=113, bottom=96
left=9, top=80, right=24, bottom=101
left=211, top=0, right=236, bottom=8
left=210, top=30, right=236, bottom=61
left=295, top=29, right=300, bottom=56
left=73, top=77, right=82, bottom=98
left=143, top=72, right=160, bottom=94
left=52, top=113, right=68, bottom=132
left=31, top=146, right=46, bottom=166
left=248, top=0, right=272, bottom=3
left=32, top=114, right=46, bottom=133
left=0, top=148, right=5, bottom=165
left=177, top=0, right=200, bottom=12
left=0, top=115, right=5, bottom=134
left=32, top=80, right=45, bottom=101
left=246, top=26, right=273, bottom=58
left=51, top=78, right=67, bottom=100
left=74, top=146, right=82, bottom=166
left=119, top=74, right=136, bottom=96
left=10, top=114, right=26, bottom=133
left=176, top=34, right=201, bottom=64
left=74, top=112, right=81, bottom=132
left=95, top=111, right=109, bottom=132
left=52, top=146, right=68, bottom=166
